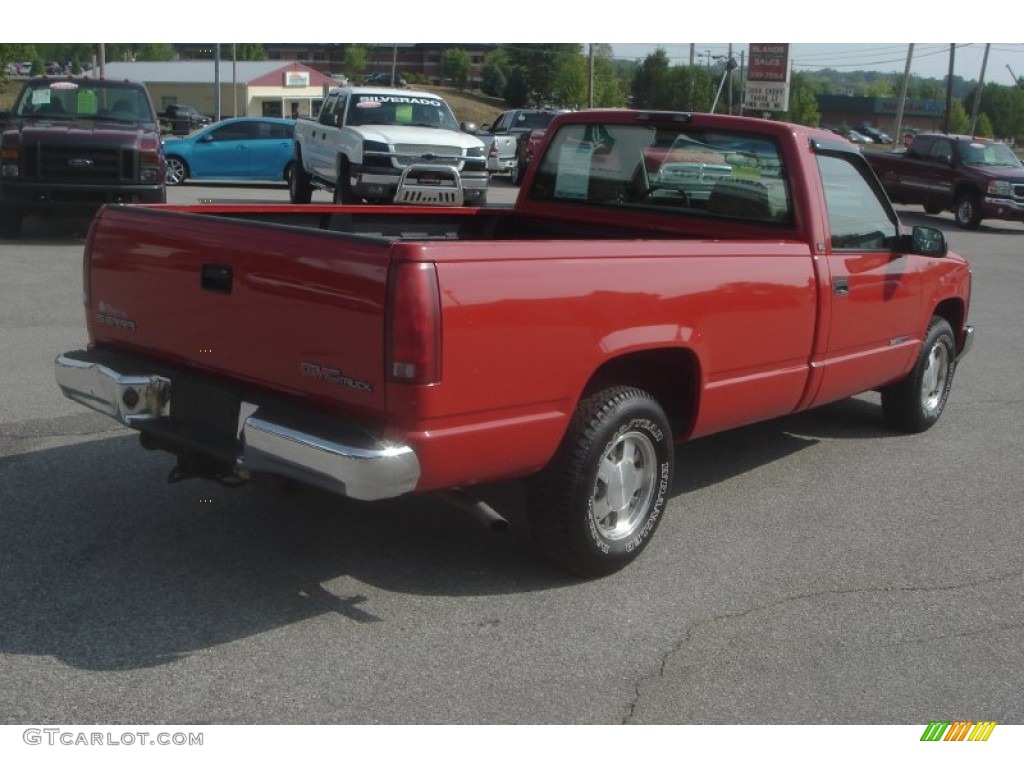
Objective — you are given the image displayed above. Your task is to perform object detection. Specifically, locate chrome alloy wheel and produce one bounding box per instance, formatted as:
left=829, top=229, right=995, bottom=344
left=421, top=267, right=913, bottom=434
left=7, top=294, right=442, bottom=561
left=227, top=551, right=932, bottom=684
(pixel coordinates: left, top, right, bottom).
left=920, top=338, right=951, bottom=415
left=590, top=429, right=658, bottom=541
left=164, top=157, right=187, bottom=186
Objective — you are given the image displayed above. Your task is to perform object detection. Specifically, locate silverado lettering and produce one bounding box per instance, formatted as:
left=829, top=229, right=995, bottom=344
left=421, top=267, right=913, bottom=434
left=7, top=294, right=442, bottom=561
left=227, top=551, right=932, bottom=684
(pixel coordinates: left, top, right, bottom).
left=55, top=110, right=974, bottom=577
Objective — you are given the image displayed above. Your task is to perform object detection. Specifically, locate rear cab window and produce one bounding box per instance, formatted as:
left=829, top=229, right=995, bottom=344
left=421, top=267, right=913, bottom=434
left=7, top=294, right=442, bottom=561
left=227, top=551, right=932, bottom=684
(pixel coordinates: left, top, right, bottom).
left=527, top=121, right=793, bottom=226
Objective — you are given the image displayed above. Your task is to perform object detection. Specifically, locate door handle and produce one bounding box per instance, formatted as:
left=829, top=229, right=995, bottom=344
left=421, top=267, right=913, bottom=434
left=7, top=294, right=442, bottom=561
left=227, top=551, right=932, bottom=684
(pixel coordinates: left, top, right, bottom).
left=833, top=277, right=849, bottom=296
left=201, top=264, right=233, bottom=294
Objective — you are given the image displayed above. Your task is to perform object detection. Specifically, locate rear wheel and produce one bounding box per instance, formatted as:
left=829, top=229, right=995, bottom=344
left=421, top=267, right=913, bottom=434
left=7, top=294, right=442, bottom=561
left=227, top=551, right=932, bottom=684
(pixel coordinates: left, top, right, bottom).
left=528, top=386, right=673, bottom=577
left=881, top=317, right=957, bottom=433
left=164, top=156, right=188, bottom=186
left=288, top=157, right=313, bottom=204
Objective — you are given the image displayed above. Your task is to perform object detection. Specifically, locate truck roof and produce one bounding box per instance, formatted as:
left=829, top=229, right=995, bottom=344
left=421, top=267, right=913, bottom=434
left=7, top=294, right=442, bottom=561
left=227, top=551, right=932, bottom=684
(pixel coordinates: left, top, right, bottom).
left=327, top=86, right=447, bottom=100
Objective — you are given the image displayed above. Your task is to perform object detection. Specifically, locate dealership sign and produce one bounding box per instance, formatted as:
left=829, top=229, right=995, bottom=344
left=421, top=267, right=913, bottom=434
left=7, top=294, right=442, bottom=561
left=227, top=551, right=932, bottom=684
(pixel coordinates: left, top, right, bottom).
left=284, top=71, right=310, bottom=88
left=744, top=44, right=790, bottom=113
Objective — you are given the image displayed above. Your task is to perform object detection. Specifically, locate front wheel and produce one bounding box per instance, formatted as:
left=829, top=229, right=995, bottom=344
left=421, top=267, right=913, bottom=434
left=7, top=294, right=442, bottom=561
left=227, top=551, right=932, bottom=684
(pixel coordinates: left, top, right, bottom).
left=164, top=156, right=188, bottom=186
left=881, top=317, right=957, bottom=433
left=528, top=386, right=674, bottom=577
left=333, top=157, right=358, bottom=204
left=954, top=192, right=982, bottom=229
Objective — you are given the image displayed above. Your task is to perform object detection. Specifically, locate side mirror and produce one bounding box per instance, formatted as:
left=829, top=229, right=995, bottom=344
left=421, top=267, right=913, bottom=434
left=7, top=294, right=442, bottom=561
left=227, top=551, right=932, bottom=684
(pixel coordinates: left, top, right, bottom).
left=908, top=226, right=947, bottom=257
left=460, top=121, right=477, bottom=134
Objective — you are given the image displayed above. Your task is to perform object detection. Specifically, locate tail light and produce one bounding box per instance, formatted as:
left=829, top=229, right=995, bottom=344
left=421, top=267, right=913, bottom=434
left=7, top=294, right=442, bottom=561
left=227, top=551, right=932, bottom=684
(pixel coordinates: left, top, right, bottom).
left=386, top=261, right=441, bottom=385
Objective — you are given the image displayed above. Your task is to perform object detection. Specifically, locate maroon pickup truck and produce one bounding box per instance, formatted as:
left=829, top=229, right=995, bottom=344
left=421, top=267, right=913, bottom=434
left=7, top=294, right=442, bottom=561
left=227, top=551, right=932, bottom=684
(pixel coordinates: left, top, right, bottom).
left=54, top=110, right=974, bottom=577
left=865, top=133, right=1024, bottom=229
left=0, top=76, right=166, bottom=238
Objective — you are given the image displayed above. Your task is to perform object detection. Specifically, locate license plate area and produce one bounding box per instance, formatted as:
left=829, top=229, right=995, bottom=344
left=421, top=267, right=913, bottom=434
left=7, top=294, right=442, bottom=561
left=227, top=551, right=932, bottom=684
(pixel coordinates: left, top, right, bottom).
left=170, top=376, right=242, bottom=449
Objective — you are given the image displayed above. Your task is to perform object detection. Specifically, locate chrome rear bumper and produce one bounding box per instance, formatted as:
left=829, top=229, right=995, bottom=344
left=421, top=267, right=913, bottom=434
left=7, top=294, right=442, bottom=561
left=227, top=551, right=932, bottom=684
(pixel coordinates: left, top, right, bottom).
left=54, top=352, right=420, bottom=501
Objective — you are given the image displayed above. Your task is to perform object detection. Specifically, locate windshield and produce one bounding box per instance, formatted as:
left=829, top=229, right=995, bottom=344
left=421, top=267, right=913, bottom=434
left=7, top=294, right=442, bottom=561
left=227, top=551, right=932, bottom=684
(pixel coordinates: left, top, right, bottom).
left=960, top=141, right=1022, bottom=168
left=346, top=93, right=459, bottom=131
left=14, top=81, right=155, bottom=123
left=529, top=122, right=792, bottom=225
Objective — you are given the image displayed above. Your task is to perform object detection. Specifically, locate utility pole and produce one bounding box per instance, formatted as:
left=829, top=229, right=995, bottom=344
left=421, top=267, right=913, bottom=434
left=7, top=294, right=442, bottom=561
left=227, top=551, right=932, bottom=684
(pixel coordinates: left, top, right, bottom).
left=588, top=44, right=595, bottom=108
left=727, top=44, right=733, bottom=114
left=943, top=44, right=955, bottom=134
left=894, top=44, right=914, bottom=143
left=214, top=44, right=222, bottom=122
left=969, top=44, right=990, bottom=136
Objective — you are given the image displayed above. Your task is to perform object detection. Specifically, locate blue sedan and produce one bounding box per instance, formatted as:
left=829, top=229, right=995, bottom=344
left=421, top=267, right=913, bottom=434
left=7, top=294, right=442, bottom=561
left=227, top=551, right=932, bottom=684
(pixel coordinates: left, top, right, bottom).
left=162, top=117, right=296, bottom=186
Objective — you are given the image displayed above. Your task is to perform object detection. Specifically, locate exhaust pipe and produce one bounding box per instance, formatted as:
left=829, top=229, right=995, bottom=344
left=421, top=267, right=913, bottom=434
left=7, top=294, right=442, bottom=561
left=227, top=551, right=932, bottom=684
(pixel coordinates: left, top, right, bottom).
left=438, top=489, right=510, bottom=534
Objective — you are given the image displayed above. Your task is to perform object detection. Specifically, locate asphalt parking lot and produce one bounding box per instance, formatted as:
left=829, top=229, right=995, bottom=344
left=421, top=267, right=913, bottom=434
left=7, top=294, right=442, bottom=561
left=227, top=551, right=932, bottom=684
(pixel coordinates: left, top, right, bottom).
left=0, top=184, right=1021, bottom=734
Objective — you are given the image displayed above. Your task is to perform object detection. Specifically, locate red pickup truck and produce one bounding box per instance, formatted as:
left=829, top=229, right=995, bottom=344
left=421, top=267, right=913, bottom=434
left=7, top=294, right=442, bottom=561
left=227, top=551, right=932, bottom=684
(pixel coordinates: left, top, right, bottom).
left=55, top=110, right=974, bottom=577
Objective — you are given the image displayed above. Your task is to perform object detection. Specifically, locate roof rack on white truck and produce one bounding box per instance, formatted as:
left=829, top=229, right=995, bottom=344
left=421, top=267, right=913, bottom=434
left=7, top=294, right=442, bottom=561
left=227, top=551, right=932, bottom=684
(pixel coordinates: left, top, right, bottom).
left=289, top=86, right=488, bottom=206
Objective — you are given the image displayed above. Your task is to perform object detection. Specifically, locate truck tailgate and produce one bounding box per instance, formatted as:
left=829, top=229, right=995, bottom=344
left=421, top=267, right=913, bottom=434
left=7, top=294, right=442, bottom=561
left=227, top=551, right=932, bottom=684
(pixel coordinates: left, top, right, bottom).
left=84, top=205, right=391, bottom=421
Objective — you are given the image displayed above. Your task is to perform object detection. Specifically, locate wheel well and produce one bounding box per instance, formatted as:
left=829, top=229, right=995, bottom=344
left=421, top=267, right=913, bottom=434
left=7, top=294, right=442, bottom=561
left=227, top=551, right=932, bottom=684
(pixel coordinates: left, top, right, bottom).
left=954, top=183, right=980, bottom=201
left=932, top=298, right=966, bottom=353
left=582, top=348, right=700, bottom=440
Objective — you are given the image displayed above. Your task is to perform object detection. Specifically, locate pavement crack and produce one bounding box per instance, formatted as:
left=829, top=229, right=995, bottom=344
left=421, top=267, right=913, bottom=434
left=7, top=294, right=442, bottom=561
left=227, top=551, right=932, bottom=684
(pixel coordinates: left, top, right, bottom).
left=621, top=569, right=1024, bottom=724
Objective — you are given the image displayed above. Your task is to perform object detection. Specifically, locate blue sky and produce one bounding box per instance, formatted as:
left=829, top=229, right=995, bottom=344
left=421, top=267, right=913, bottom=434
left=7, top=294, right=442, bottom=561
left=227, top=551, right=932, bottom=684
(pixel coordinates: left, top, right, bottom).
left=11, top=0, right=1022, bottom=87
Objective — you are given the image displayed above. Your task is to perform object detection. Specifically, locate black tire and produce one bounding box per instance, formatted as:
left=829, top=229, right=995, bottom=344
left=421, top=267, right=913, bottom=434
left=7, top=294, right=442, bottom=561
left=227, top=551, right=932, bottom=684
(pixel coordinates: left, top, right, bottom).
left=954, top=192, right=982, bottom=229
left=881, top=317, right=957, bottom=433
left=0, top=207, right=22, bottom=239
left=164, top=156, right=188, bottom=186
left=922, top=202, right=943, bottom=215
left=528, top=386, right=673, bottom=577
left=288, top=157, right=313, bottom=204
left=511, top=161, right=524, bottom=186
left=333, top=157, right=358, bottom=204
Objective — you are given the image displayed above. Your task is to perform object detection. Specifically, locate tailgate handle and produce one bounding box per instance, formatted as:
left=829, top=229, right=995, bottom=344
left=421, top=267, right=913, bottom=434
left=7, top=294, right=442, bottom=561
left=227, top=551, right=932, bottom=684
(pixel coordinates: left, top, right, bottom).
left=201, top=264, right=233, bottom=294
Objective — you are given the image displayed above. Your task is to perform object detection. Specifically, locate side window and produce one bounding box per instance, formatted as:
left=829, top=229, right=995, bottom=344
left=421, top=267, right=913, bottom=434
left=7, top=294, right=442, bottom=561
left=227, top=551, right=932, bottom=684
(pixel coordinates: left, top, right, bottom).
left=817, top=153, right=898, bottom=250
left=927, top=139, right=953, bottom=164
left=319, top=95, right=339, bottom=125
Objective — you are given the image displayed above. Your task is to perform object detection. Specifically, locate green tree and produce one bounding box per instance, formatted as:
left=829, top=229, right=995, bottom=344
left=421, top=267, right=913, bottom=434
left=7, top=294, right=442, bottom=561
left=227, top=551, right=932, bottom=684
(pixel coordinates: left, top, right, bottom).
left=480, top=48, right=509, bottom=97
left=441, top=48, right=471, bottom=90
left=481, top=61, right=506, bottom=98
left=501, top=43, right=582, bottom=104
left=503, top=68, right=530, bottom=108
left=234, top=44, right=266, bottom=61
left=551, top=48, right=587, bottom=107
left=947, top=99, right=970, bottom=134
left=345, top=45, right=369, bottom=80
left=593, top=52, right=627, bottom=107
left=974, top=112, right=994, bottom=138
left=136, top=44, right=174, bottom=61
left=779, top=73, right=822, bottom=127
left=630, top=48, right=673, bottom=109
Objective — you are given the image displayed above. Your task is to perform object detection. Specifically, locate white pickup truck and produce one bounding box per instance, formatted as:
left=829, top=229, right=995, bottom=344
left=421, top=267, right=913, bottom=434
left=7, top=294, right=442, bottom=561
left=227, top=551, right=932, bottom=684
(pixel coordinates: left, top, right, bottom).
left=290, top=86, right=489, bottom=206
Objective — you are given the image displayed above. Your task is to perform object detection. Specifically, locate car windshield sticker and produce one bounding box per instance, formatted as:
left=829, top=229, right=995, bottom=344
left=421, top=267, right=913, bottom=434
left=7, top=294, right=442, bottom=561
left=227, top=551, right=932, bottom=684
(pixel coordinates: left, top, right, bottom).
left=31, top=90, right=52, bottom=105
left=554, top=143, right=593, bottom=199
left=358, top=95, right=442, bottom=107
left=77, top=90, right=97, bottom=114
left=396, top=104, right=413, bottom=123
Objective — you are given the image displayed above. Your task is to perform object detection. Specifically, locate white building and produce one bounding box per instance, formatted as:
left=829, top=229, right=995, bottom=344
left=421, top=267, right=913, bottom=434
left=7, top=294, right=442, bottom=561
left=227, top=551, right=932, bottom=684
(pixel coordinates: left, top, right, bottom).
left=101, top=61, right=341, bottom=120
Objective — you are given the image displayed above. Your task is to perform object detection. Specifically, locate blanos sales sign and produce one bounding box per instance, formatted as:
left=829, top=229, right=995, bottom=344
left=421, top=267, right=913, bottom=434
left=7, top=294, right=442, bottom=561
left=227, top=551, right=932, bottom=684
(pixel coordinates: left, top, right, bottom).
left=744, top=44, right=791, bottom=113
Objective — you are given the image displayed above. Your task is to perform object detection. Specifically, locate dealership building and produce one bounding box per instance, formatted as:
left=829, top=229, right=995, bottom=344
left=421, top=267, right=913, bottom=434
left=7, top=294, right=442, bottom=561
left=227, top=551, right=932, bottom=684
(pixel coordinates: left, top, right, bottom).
left=100, top=61, right=340, bottom=120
